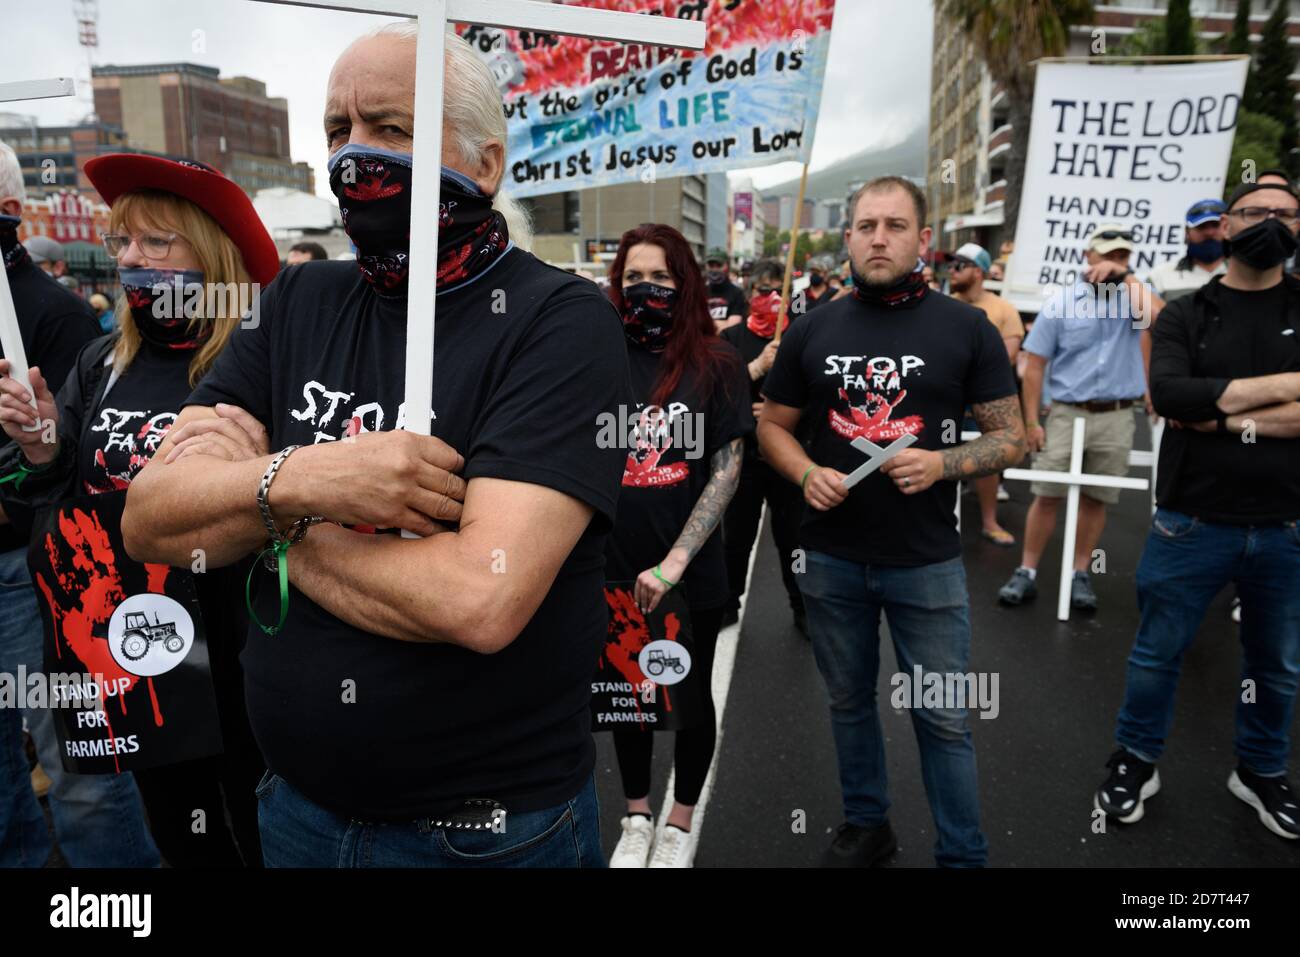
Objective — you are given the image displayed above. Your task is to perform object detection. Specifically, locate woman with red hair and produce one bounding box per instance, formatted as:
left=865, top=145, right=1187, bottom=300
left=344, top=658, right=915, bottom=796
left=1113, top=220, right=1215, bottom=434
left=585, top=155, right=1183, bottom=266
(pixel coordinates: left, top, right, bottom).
left=604, top=224, right=752, bottom=868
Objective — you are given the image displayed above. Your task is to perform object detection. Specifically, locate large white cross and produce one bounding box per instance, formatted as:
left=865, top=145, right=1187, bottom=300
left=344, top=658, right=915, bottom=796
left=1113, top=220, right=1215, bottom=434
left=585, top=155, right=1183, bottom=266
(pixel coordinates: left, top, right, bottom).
left=0, top=77, right=77, bottom=424
left=1002, top=416, right=1149, bottom=621
left=249, top=0, right=705, bottom=444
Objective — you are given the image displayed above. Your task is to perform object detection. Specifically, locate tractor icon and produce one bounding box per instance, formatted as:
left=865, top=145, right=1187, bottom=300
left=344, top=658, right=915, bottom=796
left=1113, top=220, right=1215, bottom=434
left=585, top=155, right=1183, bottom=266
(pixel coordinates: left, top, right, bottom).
left=119, top=611, right=184, bottom=662
left=645, top=648, right=685, bottom=678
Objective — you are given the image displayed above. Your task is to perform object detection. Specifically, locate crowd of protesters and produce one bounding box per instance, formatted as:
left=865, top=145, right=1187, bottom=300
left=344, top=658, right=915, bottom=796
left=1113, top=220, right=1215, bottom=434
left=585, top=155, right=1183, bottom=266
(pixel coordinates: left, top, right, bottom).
left=0, top=22, right=1296, bottom=871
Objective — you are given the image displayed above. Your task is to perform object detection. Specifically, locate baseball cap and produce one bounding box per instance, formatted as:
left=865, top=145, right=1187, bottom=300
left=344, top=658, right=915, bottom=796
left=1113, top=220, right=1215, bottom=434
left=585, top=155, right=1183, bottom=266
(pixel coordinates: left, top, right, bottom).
left=1185, top=199, right=1226, bottom=228
left=1089, top=223, right=1134, bottom=255
left=704, top=247, right=729, bottom=265
left=25, top=235, right=65, bottom=264
left=953, top=242, right=992, bottom=274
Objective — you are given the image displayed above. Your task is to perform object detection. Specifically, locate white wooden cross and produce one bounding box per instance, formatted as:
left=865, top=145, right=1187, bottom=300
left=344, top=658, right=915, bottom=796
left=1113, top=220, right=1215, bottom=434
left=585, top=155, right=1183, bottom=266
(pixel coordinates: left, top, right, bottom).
left=1002, top=416, right=1149, bottom=621
left=0, top=77, right=77, bottom=426
left=248, top=0, right=706, bottom=442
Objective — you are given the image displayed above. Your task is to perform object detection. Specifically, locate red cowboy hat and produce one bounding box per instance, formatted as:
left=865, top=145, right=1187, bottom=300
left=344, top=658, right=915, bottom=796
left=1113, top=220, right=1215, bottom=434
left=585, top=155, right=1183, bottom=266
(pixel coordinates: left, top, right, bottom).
left=84, top=154, right=280, bottom=287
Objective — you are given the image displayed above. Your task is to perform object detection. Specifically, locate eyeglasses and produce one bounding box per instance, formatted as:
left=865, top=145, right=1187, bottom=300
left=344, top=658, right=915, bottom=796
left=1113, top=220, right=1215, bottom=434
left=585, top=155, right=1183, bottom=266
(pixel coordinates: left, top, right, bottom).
left=1226, top=207, right=1300, bottom=227
left=1093, top=230, right=1133, bottom=242
left=100, top=231, right=183, bottom=260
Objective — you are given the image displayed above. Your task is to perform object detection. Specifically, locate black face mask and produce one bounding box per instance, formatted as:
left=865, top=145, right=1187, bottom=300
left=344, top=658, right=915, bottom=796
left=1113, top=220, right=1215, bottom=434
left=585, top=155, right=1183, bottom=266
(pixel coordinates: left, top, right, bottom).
left=809, top=274, right=825, bottom=288
left=0, top=214, right=29, bottom=273
left=706, top=270, right=726, bottom=286
left=119, top=267, right=211, bottom=351
left=327, top=145, right=509, bottom=296
left=620, top=282, right=677, bottom=353
left=1224, top=218, right=1299, bottom=271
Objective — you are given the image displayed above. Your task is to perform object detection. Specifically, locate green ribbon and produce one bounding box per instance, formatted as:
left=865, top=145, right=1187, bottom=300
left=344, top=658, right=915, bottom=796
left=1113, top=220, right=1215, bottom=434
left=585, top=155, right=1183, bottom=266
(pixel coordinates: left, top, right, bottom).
left=652, top=564, right=678, bottom=588
left=246, top=539, right=291, bottom=637
left=0, top=463, right=35, bottom=490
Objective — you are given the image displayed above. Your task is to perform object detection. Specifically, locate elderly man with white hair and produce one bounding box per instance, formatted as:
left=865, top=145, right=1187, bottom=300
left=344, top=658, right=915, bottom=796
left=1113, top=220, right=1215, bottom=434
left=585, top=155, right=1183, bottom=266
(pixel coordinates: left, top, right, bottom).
left=123, top=25, right=632, bottom=868
left=0, top=140, right=153, bottom=867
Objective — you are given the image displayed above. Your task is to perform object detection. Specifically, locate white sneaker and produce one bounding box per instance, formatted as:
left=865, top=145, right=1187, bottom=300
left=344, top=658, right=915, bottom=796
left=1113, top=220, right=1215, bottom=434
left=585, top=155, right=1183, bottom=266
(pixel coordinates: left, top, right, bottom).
left=609, top=815, right=655, bottom=867
left=648, top=824, right=695, bottom=868
left=996, top=483, right=1010, bottom=502
left=1231, top=597, right=1241, bottom=624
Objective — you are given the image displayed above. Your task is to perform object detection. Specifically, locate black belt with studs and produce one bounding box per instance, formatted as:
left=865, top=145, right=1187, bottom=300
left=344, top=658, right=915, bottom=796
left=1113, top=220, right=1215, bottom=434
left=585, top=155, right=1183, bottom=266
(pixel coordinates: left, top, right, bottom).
left=429, top=798, right=506, bottom=831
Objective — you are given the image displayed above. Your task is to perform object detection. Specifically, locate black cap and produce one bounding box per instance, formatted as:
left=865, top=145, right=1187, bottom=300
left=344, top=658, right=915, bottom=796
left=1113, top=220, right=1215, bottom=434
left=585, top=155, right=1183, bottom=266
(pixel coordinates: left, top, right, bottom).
left=1227, top=180, right=1300, bottom=210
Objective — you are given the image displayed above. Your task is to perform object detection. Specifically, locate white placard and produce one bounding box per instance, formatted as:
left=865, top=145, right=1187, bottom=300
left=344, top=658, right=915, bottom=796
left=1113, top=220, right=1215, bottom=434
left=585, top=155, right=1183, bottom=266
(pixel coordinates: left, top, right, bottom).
left=1004, top=58, right=1249, bottom=314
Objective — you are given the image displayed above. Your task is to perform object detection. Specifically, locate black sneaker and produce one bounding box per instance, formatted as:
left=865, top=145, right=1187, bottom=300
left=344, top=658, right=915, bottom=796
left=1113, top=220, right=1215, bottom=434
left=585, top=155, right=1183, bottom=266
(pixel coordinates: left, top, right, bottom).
left=1228, top=767, right=1300, bottom=840
left=819, top=820, right=897, bottom=868
left=1071, top=571, right=1099, bottom=612
left=1094, top=748, right=1160, bottom=823
left=998, top=567, right=1037, bottom=605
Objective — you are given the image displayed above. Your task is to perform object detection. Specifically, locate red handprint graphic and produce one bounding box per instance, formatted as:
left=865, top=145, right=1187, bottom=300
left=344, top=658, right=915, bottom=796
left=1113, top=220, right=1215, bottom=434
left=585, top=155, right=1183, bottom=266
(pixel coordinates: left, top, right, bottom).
left=829, top=387, right=924, bottom=442
left=622, top=409, right=689, bottom=487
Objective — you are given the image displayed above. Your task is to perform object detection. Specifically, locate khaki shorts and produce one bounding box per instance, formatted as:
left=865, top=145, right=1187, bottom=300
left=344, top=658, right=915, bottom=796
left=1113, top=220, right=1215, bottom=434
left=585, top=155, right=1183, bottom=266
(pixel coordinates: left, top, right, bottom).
left=1030, top=403, right=1137, bottom=505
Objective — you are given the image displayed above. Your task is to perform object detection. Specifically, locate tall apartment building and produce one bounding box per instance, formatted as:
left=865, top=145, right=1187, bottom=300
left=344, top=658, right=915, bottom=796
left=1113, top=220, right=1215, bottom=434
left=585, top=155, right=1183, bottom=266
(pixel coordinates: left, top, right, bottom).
left=92, top=63, right=314, bottom=196
left=927, top=0, right=1300, bottom=251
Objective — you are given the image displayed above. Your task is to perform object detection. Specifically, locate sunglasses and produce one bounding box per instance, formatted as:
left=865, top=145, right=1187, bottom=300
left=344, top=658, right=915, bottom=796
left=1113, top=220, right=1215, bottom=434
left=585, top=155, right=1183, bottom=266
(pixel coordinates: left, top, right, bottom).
left=1093, top=230, right=1133, bottom=242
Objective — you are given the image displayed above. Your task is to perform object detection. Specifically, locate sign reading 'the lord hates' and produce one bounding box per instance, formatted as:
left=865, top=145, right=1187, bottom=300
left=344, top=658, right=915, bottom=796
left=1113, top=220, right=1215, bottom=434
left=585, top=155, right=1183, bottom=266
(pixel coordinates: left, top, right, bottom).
left=1005, top=58, right=1249, bottom=312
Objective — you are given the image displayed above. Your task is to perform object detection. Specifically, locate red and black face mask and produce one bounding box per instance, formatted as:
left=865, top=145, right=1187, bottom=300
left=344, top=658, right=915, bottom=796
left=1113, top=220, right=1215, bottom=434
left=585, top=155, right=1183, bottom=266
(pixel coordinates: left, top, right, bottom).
left=746, top=289, right=784, bottom=338
left=620, top=281, right=677, bottom=353
left=0, top=214, right=29, bottom=273
left=327, top=144, right=510, bottom=297
left=118, top=267, right=211, bottom=351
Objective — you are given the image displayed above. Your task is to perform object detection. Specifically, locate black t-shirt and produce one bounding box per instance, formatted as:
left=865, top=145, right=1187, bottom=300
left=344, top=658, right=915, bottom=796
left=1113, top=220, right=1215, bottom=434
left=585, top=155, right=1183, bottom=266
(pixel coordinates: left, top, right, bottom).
left=1154, top=283, right=1300, bottom=524
left=0, top=259, right=101, bottom=551
left=79, top=343, right=190, bottom=495
left=186, top=251, right=632, bottom=820
left=707, top=280, right=747, bottom=324
left=605, top=341, right=752, bottom=609
left=762, top=291, right=1017, bottom=566
left=721, top=321, right=775, bottom=464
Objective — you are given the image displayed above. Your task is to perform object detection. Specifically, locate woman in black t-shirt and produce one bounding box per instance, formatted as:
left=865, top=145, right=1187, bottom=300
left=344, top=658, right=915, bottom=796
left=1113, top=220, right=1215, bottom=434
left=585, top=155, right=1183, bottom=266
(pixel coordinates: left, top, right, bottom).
left=604, top=224, right=753, bottom=868
left=0, top=155, right=279, bottom=867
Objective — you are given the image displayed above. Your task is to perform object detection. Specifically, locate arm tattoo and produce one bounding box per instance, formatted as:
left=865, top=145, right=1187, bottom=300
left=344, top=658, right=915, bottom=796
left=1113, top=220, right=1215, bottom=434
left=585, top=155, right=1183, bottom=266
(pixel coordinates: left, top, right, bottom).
left=671, top=437, right=743, bottom=563
left=940, top=394, right=1026, bottom=480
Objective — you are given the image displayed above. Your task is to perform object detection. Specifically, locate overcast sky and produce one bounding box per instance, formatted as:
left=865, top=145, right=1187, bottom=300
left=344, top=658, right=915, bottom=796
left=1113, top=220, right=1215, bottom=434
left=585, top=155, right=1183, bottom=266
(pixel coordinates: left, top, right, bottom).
left=0, top=0, right=933, bottom=197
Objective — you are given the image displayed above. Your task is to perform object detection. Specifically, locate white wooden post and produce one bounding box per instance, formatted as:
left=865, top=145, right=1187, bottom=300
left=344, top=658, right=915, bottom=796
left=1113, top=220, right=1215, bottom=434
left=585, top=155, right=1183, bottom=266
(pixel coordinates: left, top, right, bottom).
left=0, top=78, right=77, bottom=425
left=1003, top=417, right=1149, bottom=621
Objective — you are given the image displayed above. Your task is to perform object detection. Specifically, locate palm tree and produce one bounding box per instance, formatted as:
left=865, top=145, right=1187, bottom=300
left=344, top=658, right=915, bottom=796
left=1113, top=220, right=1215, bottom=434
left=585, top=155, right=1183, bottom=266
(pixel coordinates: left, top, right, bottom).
left=939, top=0, right=1095, bottom=247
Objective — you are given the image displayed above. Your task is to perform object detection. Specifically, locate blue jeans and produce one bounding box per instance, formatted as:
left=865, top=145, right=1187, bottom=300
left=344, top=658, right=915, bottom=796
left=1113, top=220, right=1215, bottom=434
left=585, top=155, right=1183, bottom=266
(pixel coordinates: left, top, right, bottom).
left=0, top=546, right=159, bottom=867
left=257, top=771, right=606, bottom=867
left=1117, top=510, right=1300, bottom=776
left=800, top=551, right=988, bottom=867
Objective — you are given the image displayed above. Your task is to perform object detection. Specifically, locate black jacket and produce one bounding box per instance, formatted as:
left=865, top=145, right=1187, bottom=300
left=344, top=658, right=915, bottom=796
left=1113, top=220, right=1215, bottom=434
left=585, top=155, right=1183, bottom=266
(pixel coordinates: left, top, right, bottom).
left=1150, top=273, right=1300, bottom=510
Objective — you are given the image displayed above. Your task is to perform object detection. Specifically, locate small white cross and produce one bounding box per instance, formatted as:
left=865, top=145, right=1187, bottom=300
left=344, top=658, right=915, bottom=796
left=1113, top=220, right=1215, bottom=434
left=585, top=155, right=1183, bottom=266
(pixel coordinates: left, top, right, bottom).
left=841, top=433, right=917, bottom=490
left=0, top=77, right=78, bottom=420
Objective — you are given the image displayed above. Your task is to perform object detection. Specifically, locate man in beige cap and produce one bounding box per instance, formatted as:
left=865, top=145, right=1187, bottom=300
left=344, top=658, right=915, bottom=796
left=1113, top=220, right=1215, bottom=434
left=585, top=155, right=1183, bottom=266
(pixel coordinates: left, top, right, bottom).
left=998, top=224, right=1164, bottom=612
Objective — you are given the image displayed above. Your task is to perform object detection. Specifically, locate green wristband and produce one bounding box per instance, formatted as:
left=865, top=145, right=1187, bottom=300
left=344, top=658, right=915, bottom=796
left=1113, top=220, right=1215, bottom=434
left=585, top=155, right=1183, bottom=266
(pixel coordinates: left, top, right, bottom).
left=0, top=463, right=35, bottom=491
left=246, top=540, right=292, bottom=637
left=653, top=564, right=678, bottom=588
left=800, top=464, right=820, bottom=491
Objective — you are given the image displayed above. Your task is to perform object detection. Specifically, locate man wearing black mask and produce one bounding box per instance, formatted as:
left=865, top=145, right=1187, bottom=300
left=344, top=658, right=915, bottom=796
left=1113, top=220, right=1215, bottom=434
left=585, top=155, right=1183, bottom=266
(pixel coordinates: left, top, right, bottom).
left=759, top=176, right=1026, bottom=867
left=122, top=23, right=631, bottom=867
left=1094, top=181, right=1300, bottom=841
left=704, top=248, right=747, bottom=332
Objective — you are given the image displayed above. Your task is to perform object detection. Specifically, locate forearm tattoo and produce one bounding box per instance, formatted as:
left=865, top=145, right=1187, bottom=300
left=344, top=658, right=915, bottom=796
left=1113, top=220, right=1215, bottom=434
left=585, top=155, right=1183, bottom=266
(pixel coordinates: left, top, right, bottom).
left=941, top=395, right=1026, bottom=480
left=671, top=437, right=743, bottom=562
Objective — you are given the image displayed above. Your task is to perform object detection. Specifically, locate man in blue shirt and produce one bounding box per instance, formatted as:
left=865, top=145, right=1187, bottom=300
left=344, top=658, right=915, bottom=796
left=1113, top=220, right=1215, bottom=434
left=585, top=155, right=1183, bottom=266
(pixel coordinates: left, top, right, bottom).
left=998, top=224, right=1164, bottom=611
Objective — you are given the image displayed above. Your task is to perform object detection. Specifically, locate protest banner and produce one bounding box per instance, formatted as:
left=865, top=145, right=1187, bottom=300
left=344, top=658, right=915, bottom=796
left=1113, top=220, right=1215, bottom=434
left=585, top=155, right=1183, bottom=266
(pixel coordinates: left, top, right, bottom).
left=1003, top=57, right=1249, bottom=313
left=459, top=0, right=837, bottom=198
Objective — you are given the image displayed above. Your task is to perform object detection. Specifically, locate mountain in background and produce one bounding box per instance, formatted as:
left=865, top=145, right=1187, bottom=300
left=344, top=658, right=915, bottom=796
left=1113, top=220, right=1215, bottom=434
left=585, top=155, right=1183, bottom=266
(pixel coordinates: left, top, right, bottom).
left=760, top=125, right=928, bottom=201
